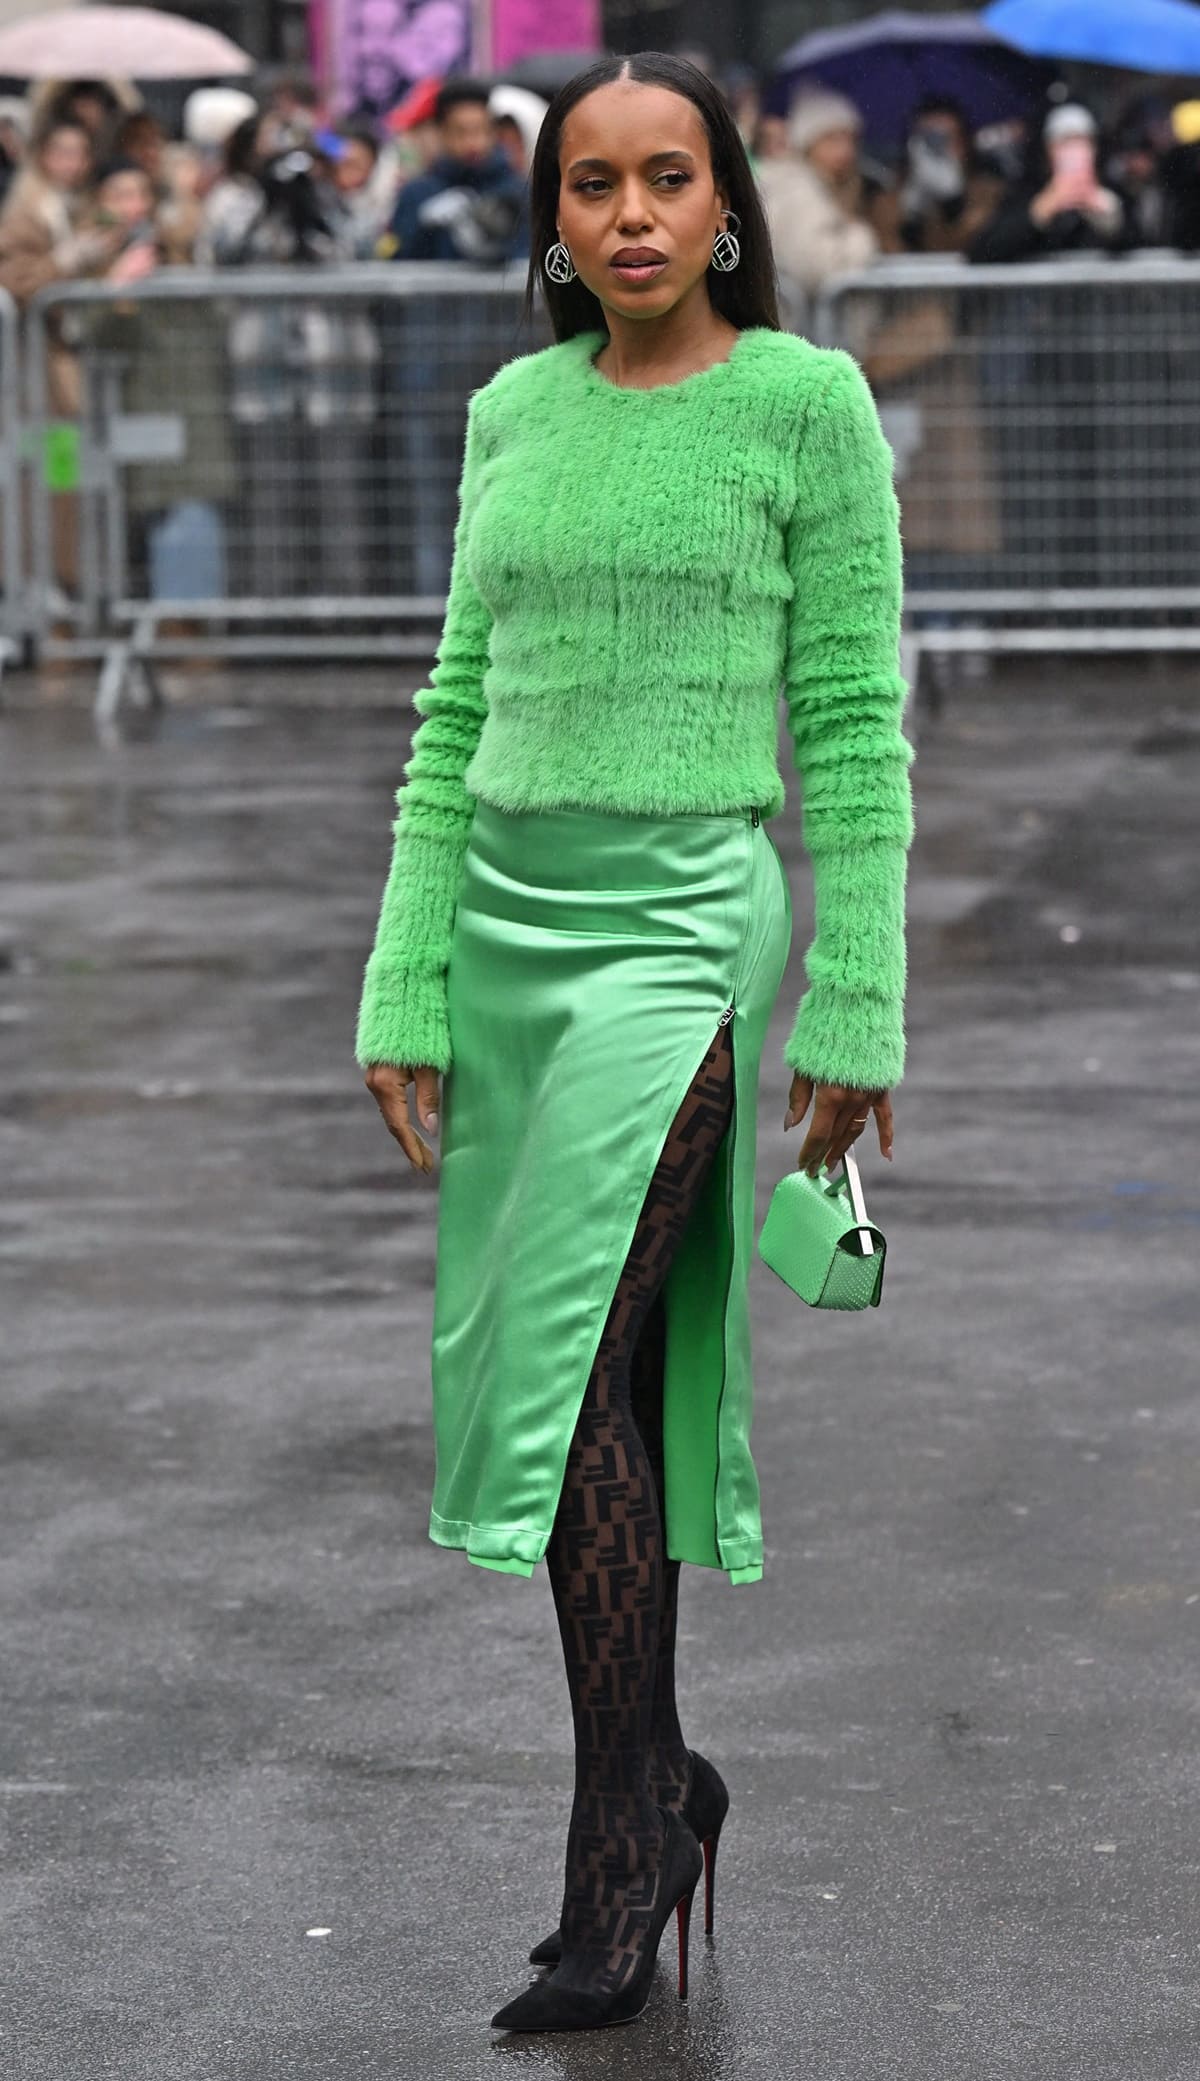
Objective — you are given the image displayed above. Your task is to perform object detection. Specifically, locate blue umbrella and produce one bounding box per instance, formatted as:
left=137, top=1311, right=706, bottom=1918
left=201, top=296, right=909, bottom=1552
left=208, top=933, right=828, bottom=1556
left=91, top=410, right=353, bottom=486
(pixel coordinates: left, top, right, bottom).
left=771, top=9, right=1054, bottom=161
left=985, top=0, right=1200, bottom=72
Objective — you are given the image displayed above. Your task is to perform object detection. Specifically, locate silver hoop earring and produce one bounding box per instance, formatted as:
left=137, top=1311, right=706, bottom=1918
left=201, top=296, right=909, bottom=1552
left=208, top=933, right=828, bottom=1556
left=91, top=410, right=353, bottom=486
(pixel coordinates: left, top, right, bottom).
left=711, top=209, right=741, bottom=273
left=544, top=240, right=577, bottom=284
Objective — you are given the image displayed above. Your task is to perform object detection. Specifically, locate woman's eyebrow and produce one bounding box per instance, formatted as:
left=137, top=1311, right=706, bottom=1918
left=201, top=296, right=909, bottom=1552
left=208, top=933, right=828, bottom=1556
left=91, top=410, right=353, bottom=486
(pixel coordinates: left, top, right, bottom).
left=566, top=149, right=698, bottom=174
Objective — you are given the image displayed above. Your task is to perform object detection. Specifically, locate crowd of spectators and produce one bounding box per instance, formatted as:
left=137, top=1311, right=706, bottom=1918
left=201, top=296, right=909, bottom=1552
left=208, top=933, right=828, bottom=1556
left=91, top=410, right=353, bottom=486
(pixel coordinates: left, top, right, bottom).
left=0, top=61, right=1197, bottom=319
left=0, top=71, right=539, bottom=603
left=751, top=82, right=1200, bottom=320
left=0, top=69, right=534, bottom=322
left=1, top=57, right=1197, bottom=610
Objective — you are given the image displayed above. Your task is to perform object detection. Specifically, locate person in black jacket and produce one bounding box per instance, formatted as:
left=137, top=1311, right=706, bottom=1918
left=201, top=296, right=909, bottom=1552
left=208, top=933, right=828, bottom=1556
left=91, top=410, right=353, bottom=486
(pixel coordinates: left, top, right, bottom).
left=968, top=102, right=1134, bottom=265
left=386, top=78, right=528, bottom=263
left=967, top=104, right=1135, bottom=588
left=380, top=80, right=531, bottom=596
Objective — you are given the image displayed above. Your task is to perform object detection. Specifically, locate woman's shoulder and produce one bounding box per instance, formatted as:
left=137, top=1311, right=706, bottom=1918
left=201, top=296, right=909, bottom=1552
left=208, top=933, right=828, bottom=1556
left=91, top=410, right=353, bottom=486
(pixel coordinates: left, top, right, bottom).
left=731, top=334, right=883, bottom=482
left=735, top=327, right=868, bottom=410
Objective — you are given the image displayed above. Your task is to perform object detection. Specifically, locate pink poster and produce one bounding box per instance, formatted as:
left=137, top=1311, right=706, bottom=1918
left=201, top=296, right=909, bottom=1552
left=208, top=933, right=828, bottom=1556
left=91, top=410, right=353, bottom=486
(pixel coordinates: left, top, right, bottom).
left=326, top=0, right=472, bottom=116
left=491, top=0, right=600, bottom=70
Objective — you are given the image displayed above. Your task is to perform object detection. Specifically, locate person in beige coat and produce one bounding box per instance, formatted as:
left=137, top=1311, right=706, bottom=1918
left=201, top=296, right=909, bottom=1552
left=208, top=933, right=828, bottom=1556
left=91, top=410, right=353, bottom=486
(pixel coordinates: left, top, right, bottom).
left=756, top=89, right=878, bottom=329
left=862, top=96, right=1004, bottom=569
left=0, top=119, right=117, bottom=341
left=0, top=117, right=128, bottom=597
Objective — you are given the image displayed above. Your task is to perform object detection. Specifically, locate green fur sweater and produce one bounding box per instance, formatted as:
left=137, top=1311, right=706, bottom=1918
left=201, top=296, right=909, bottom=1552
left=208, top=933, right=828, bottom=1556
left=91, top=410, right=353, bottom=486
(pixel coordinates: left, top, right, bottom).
left=356, top=325, right=914, bottom=1092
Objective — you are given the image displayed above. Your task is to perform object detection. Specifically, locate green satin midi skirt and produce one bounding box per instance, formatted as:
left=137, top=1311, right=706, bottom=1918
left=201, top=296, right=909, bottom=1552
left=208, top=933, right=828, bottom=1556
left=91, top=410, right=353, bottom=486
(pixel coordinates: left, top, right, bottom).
left=430, top=797, right=793, bottom=1586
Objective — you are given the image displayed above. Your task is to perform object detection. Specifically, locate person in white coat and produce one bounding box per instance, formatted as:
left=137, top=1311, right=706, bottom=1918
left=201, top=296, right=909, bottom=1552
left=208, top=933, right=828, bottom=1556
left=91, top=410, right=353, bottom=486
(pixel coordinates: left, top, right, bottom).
left=756, top=88, right=878, bottom=328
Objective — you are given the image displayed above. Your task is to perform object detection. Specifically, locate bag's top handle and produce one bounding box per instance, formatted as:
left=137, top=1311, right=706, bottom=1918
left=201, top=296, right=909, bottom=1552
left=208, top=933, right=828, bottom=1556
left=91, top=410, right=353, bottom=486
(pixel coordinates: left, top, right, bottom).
left=840, top=1148, right=874, bottom=1256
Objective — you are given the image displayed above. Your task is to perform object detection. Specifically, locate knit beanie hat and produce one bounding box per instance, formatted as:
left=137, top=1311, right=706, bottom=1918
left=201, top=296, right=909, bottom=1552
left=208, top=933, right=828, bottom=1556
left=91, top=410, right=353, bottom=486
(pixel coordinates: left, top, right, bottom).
left=1043, top=102, right=1097, bottom=145
left=183, top=87, right=258, bottom=149
left=488, top=83, right=548, bottom=162
left=787, top=90, right=863, bottom=156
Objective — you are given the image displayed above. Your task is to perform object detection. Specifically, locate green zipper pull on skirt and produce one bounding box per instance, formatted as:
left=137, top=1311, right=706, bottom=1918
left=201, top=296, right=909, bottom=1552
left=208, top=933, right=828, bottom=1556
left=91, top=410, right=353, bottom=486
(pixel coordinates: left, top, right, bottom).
left=428, top=798, right=792, bottom=1585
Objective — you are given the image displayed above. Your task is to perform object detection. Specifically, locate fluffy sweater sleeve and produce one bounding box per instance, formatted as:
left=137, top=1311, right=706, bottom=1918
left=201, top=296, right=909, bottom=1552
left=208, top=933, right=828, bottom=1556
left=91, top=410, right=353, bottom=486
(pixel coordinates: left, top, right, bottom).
left=782, top=352, right=914, bottom=1092
left=354, top=393, right=493, bottom=1071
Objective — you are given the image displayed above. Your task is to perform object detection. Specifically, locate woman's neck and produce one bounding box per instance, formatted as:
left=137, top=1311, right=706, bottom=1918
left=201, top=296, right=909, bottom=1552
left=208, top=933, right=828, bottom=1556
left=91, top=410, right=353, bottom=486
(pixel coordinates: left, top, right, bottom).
left=592, top=291, right=740, bottom=391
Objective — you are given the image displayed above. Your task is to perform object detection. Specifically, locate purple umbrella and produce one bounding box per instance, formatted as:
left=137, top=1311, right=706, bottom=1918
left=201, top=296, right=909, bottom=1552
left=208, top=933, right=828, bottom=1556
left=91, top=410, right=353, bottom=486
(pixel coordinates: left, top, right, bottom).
left=770, top=9, right=1055, bottom=161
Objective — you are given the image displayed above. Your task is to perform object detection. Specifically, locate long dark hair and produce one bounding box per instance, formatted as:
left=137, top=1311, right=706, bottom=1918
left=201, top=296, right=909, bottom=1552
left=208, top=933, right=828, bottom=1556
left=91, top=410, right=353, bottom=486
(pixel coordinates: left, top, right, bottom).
left=523, top=51, right=779, bottom=341
left=224, top=112, right=263, bottom=182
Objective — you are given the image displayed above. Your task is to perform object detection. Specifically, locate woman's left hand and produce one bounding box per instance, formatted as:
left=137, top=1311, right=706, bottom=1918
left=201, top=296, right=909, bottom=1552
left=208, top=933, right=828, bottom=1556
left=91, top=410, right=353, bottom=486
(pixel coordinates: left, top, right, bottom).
left=784, top=1075, right=893, bottom=1175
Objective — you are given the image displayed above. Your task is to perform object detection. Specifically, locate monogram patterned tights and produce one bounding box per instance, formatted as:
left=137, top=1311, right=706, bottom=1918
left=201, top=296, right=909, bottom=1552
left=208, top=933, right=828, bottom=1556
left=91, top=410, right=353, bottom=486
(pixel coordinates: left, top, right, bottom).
left=544, top=1019, right=734, bottom=1997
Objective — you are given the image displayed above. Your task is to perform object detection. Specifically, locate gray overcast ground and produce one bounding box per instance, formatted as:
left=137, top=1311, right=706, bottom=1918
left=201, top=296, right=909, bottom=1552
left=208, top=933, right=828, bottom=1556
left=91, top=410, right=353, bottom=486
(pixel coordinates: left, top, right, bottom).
left=1, top=661, right=1197, bottom=2081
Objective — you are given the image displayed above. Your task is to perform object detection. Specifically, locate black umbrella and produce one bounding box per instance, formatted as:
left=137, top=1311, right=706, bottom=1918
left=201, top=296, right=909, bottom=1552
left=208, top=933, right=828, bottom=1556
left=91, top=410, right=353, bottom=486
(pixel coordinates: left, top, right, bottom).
left=492, top=48, right=601, bottom=100
left=770, top=9, right=1054, bottom=161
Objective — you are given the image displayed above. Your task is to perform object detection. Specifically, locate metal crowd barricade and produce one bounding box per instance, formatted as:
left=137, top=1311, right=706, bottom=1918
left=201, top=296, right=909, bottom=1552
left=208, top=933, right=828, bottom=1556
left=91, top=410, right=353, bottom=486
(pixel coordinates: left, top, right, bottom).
left=24, top=254, right=1200, bottom=707
left=23, top=264, right=549, bottom=711
left=814, top=253, right=1200, bottom=669
left=0, top=283, right=23, bottom=670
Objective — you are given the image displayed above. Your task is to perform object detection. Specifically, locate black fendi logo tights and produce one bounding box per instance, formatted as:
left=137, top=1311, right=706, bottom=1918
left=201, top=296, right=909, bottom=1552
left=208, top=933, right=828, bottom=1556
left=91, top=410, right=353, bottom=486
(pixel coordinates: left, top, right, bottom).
left=545, top=1019, right=734, bottom=1997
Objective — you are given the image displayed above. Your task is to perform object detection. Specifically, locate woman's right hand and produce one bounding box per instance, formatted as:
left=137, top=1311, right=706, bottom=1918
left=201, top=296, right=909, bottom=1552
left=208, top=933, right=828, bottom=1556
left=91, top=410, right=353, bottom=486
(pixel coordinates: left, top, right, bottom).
left=1029, top=180, right=1071, bottom=227
left=364, top=1062, right=441, bottom=1175
left=107, top=241, right=158, bottom=287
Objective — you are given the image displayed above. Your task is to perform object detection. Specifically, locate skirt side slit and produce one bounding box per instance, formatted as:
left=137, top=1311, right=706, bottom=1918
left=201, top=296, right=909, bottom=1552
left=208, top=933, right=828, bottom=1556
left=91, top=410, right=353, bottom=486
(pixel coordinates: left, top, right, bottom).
left=538, top=1013, right=738, bottom=1584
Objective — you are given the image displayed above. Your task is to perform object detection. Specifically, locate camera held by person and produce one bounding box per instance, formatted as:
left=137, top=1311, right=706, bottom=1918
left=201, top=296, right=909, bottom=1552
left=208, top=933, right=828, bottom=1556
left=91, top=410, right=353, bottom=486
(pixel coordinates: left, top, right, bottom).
left=252, top=145, right=338, bottom=262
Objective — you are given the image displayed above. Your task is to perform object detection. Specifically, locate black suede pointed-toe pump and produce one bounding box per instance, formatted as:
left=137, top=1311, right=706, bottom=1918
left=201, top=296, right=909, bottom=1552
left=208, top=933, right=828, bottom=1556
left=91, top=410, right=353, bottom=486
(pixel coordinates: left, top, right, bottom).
left=492, top=1809, right=703, bottom=2034
left=528, top=1750, right=729, bottom=1967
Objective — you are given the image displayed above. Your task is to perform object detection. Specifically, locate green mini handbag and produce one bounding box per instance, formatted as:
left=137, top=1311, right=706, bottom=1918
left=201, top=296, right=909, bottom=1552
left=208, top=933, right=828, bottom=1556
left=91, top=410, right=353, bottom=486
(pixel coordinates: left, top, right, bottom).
left=756, top=1147, right=886, bottom=1310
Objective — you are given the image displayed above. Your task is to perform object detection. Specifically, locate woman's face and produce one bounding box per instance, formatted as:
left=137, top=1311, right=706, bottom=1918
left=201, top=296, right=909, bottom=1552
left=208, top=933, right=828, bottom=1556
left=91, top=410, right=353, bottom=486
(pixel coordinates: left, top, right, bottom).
left=97, top=168, right=155, bottom=229
left=556, top=81, right=728, bottom=323
left=912, top=112, right=968, bottom=169
left=122, top=120, right=165, bottom=181
left=807, top=127, right=858, bottom=183
left=39, top=125, right=92, bottom=192
left=1049, top=132, right=1096, bottom=183
left=334, top=137, right=375, bottom=194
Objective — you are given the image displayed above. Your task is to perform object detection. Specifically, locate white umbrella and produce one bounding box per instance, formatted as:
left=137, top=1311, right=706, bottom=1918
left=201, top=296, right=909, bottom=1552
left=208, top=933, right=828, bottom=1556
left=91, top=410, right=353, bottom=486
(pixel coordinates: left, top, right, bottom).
left=0, top=0, right=68, bottom=27
left=0, top=5, right=252, bottom=78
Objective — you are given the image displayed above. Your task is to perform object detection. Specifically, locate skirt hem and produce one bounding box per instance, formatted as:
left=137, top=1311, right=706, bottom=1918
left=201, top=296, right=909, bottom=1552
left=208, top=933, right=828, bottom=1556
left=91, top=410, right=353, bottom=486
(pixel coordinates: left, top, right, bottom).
left=429, top=1508, right=763, bottom=1586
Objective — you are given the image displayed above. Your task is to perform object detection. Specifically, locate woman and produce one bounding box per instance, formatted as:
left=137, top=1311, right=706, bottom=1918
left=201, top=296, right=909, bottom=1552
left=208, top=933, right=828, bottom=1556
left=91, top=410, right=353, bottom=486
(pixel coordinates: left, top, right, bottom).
left=969, top=103, right=1133, bottom=590
left=863, top=96, right=1005, bottom=602
left=870, top=94, right=1003, bottom=256
left=0, top=97, right=29, bottom=213
left=356, top=52, right=913, bottom=2034
left=755, top=90, right=878, bottom=331
left=108, top=109, right=196, bottom=265
left=0, top=116, right=107, bottom=325
left=78, top=156, right=235, bottom=606
left=968, top=101, right=1133, bottom=264
left=0, top=116, right=124, bottom=598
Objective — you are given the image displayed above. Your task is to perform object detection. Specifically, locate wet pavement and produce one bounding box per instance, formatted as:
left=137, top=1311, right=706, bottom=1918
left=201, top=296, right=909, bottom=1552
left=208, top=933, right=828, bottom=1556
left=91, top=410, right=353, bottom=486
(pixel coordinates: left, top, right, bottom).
left=1, top=660, right=1198, bottom=2080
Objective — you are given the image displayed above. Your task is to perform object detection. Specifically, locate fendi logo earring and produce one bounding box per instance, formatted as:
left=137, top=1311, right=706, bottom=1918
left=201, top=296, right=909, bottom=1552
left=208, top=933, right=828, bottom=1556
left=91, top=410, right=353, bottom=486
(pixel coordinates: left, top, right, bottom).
left=711, top=209, right=741, bottom=272
left=544, top=241, right=577, bottom=283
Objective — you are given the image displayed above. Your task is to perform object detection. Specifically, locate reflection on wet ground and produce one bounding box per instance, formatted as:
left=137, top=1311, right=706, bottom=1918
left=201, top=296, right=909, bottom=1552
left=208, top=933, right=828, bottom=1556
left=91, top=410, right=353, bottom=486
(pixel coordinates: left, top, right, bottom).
left=1, top=661, right=1198, bottom=2080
